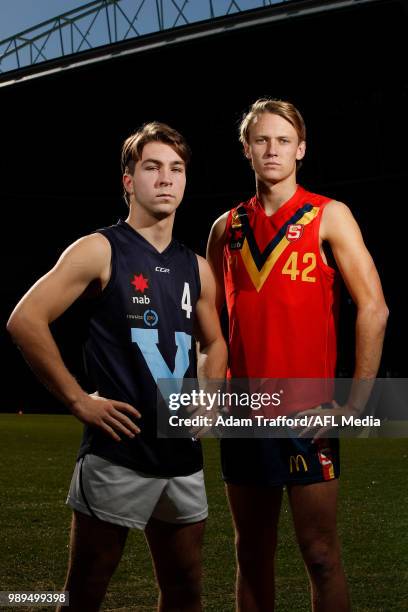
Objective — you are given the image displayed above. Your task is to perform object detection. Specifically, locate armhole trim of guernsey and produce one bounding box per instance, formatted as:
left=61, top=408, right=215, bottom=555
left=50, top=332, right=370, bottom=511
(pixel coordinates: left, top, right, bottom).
left=93, top=231, right=118, bottom=304
left=193, top=252, right=202, bottom=300
left=224, top=208, right=234, bottom=239
left=222, top=209, right=234, bottom=263
left=315, top=201, right=336, bottom=276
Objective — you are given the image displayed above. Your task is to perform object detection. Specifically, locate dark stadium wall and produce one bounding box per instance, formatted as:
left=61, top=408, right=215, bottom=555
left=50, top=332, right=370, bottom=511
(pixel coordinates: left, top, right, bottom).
left=1, top=0, right=407, bottom=412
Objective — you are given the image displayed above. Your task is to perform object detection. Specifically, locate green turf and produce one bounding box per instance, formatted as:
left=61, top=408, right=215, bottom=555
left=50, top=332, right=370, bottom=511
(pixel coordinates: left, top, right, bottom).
left=0, top=414, right=407, bottom=611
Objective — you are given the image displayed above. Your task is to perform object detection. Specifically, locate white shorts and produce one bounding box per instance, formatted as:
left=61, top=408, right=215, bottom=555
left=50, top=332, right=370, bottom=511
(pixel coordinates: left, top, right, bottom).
left=66, top=454, right=208, bottom=530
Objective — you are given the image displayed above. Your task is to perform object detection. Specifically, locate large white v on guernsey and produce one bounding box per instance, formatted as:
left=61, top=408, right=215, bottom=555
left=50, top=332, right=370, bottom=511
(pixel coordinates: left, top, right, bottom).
left=131, top=328, right=192, bottom=398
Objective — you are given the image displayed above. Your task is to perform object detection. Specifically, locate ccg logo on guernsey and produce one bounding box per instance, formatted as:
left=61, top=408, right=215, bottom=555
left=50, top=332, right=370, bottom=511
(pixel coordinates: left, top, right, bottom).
left=131, top=273, right=150, bottom=304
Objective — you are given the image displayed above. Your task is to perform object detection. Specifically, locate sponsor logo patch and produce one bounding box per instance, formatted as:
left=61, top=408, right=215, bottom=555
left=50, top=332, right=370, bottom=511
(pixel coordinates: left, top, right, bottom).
left=132, top=296, right=150, bottom=304
left=229, top=227, right=245, bottom=251
left=155, top=267, right=170, bottom=273
left=289, top=454, right=308, bottom=473
left=131, top=273, right=149, bottom=293
left=317, top=446, right=333, bottom=467
left=286, top=224, right=304, bottom=241
left=144, top=309, right=159, bottom=327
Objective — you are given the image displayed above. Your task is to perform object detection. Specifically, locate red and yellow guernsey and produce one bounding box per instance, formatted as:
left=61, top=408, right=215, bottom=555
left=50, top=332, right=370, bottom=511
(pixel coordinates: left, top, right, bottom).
left=223, top=185, right=339, bottom=415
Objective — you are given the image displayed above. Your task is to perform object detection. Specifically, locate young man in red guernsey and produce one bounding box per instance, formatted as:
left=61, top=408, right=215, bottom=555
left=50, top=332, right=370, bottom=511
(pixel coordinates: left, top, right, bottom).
left=207, top=99, right=388, bottom=612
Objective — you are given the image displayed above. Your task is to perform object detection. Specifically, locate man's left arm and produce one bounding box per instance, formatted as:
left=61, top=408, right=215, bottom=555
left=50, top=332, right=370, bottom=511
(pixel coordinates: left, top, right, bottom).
left=324, top=201, right=389, bottom=383
left=194, top=255, right=228, bottom=380
left=299, top=201, right=389, bottom=436
left=185, top=256, right=227, bottom=437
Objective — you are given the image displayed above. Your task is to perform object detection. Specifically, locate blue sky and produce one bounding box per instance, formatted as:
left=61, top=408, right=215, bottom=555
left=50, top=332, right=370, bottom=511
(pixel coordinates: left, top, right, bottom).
left=0, top=0, right=277, bottom=41
left=0, top=0, right=281, bottom=73
left=0, top=1, right=87, bottom=40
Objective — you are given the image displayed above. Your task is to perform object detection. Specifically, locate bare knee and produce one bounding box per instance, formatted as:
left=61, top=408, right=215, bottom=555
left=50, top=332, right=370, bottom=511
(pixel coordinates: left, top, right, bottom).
left=236, top=534, right=257, bottom=567
left=236, top=532, right=276, bottom=574
left=159, top=559, right=202, bottom=605
left=300, top=540, right=341, bottom=581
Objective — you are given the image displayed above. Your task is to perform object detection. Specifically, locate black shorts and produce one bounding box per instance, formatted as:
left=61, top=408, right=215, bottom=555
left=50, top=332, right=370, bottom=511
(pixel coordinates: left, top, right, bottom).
left=221, top=437, right=340, bottom=487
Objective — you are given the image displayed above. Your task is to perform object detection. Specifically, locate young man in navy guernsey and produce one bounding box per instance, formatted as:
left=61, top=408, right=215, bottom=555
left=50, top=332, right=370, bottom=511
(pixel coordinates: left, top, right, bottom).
left=207, top=99, right=388, bottom=611
left=7, top=122, right=227, bottom=611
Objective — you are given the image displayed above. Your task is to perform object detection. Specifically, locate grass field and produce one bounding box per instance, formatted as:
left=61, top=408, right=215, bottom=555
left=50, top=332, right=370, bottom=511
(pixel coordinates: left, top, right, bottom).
left=0, top=414, right=407, bottom=611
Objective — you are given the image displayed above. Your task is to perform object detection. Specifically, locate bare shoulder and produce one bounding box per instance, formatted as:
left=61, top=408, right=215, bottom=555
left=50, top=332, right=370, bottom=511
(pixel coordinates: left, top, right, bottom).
left=56, top=232, right=111, bottom=280
left=196, top=254, right=216, bottom=295
left=209, top=211, right=230, bottom=239
left=62, top=232, right=111, bottom=258
left=323, top=199, right=353, bottom=219
left=196, top=253, right=214, bottom=278
left=7, top=233, right=113, bottom=324
left=207, top=211, right=230, bottom=261
left=321, top=200, right=360, bottom=241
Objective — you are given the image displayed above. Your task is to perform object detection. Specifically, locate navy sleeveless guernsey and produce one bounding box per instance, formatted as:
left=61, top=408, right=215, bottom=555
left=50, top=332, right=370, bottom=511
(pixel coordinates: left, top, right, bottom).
left=77, top=219, right=203, bottom=476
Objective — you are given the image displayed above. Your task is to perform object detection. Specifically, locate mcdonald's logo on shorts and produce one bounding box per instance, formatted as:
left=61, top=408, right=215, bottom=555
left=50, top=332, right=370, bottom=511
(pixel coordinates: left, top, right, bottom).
left=289, top=454, right=308, bottom=473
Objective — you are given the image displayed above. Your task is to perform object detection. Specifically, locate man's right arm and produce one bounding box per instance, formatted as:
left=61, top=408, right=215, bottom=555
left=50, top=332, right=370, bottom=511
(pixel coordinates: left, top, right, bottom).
left=206, top=211, right=229, bottom=313
left=7, top=233, right=140, bottom=441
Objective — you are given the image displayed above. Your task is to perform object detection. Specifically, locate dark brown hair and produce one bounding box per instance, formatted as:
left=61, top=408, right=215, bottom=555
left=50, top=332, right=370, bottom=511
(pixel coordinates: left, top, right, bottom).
left=121, top=122, right=191, bottom=205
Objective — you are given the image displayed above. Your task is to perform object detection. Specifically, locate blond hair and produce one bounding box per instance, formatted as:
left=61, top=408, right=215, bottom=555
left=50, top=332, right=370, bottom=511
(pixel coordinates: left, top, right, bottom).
left=239, top=98, right=306, bottom=145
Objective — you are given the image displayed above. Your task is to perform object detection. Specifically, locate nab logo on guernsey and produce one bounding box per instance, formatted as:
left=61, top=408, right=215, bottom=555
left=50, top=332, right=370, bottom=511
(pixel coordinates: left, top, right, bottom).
left=155, top=266, right=170, bottom=273
left=289, top=454, right=308, bottom=473
left=133, top=295, right=150, bottom=304
left=144, top=309, right=159, bottom=327
left=286, top=224, right=304, bottom=241
left=131, top=273, right=149, bottom=292
left=131, top=273, right=151, bottom=304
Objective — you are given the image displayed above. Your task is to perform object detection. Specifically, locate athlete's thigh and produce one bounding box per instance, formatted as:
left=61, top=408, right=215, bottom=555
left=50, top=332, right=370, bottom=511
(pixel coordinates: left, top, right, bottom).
left=287, top=479, right=339, bottom=546
left=69, top=509, right=129, bottom=569
left=145, top=517, right=205, bottom=582
left=226, top=484, right=283, bottom=542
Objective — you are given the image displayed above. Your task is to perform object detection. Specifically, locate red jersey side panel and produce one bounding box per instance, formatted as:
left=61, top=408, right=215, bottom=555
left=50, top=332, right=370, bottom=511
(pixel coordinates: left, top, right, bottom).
left=223, top=185, right=339, bottom=413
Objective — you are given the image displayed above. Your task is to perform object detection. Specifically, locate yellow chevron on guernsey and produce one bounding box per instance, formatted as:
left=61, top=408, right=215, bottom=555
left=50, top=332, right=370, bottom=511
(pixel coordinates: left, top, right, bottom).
left=240, top=206, right=320, bottom=292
